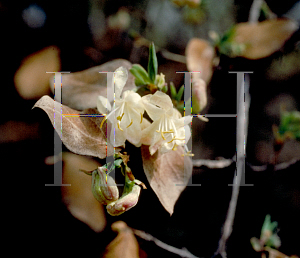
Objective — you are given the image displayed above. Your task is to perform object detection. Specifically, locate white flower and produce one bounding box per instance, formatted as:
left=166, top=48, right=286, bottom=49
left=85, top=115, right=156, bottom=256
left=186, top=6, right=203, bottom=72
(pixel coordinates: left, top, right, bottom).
left=141, top=91, right=192, bottom=155
left=97, top=67, right=145, bottom=147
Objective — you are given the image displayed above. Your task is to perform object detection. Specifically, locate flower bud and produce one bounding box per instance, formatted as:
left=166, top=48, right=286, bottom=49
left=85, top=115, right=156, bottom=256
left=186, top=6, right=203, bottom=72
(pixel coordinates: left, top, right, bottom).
left=106, top=184, right=141, bottom=216
left=155, top=73, right=166, bottom=90
left=91, top=166, right=119, bottom=205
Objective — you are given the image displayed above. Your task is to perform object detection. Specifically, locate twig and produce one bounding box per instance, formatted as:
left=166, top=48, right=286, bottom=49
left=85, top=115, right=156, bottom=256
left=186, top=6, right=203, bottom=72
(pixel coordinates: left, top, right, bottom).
left=131, top=31, right=186, bottom=64
left=160, top=50, right=186, bottom=64
left=249, top=0, right=263, bottom=23
left=214, top=73, right=251, bottom=258
left=248, top=157, right=300, bottom=172
left=132, top=228, right=200, bottom=258
left=192, top=159, right=233, bottom=169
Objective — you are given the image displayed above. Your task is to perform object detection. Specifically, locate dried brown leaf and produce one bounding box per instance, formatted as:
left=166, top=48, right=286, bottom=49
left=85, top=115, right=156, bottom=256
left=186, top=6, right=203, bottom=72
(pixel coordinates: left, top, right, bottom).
left=185, top=38, right=215, bottom=84
left=61, top=152, right=106, bottom=232
left=141, top=145, right=193, bottom=215
left=233, top=18, right=299, bottom=59
left=33, top=95, right=114, bottom=159
left=14, top=46, right=60, bottom=99
left=50, top=59, right=136, bottom=110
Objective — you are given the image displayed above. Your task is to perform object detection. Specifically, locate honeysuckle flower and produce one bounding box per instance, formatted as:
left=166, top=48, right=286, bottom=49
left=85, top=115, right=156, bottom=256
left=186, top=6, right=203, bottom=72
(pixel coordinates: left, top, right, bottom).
left=97, top=67, right=145, bottom=147
left=141, top=91, right=192, bottom=155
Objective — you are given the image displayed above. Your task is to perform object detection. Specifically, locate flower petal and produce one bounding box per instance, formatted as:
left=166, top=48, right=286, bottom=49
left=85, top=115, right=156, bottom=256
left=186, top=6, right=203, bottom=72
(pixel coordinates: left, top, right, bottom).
left=150, top=91, right=173, bottom=111
left=114, top=67, right=128, bottom=99
left=123, top=91, right=144, bottom=114
left=142, top=94, right=163, bottom=121
left=97, top=95, right=111, bottom=114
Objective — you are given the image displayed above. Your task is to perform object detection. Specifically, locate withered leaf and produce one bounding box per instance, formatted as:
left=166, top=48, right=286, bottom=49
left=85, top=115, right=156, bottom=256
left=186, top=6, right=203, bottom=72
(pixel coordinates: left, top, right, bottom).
left=185, top=38, right=215, bottom=84
left=233, top=18, right=299, bottom=59
left=61, top=152, right=106, bottom=232
left=141, top=145, right=193, bottom=215
left=50, top=59, right=136, bottom=110
left=33, top=95, right=114, bottom=159
left=14, top=45, right=61, bottom=99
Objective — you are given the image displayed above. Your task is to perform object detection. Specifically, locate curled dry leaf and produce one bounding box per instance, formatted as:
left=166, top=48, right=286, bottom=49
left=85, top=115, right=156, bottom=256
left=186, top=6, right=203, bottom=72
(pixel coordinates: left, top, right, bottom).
left=141, top=145, right=193, bottom=215
left=192, top=77, right=207, bottom=114
left=103, top=221, right=142, bottom=258
left=61, top=152, right=106, bottom=232
left=233, top=18, right=299, bottom=59
left=14, top=45, right=60, bottom=99
left=33, top=95, right=114, bottom=159
left=50, top=59, right=136, bottom=110
left=185, top=38, right=215, bottom=84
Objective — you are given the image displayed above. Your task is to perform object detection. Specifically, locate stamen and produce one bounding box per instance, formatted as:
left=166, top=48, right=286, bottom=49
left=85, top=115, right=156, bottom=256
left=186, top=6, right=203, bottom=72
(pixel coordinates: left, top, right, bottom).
left=181, top=151, right=194, bottom=157
left=168, top=138, right=174, bottom=143
left=156, top=129, right=174, bottom=141
left=117, top=113, right=124, bottom=121
left=140, top=113, right=143, bottom=123
left=126, top=119, right=133, bottom=128
left=117, top=121, right=123, bottom=131
left=100, top=117, right=106, bottom=129
left=172, top=143, right=177, bottom=151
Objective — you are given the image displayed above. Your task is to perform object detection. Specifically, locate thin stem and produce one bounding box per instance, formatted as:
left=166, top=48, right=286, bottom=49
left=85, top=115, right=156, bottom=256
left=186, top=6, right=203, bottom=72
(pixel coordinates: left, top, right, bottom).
left=132, top=228, right=200, bottom=258
left=215, top=74, right=250, bottom=258
left=249, top=0, right=263, bottom=23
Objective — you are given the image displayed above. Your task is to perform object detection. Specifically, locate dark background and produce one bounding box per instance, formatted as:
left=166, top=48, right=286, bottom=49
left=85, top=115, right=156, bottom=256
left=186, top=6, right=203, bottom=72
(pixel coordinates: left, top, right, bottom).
left=1, top=0, right=299, bottom=257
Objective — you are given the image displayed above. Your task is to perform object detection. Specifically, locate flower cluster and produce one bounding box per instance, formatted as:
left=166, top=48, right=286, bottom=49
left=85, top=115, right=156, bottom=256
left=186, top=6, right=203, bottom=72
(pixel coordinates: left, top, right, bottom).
left=97, top=66, right=192, bottom=156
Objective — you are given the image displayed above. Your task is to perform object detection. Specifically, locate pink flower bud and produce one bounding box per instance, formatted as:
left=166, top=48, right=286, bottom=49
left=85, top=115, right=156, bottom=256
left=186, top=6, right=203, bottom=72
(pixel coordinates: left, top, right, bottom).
left=91, top=166, right=119, bottom=205
left=106, top=184, right=141, bottom=216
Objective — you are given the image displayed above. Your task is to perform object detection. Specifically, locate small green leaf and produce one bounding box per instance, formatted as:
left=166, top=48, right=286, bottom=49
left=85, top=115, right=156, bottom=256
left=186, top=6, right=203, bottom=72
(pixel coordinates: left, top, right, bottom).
left=114, top=158, right=123, bottom=168
left=148, top=42, right=158, bottom=83
left=170, top=82, right=177, bottom=99
left=278, top=111, right=300, bottom=140
left=123, top=173, right=135, bottom=195
left=261, top=214, right=272, bottom=237
left=176, top=85, right=185, bottom=102
left=161, top=84, right=168, bottom=93
left=130, top=64, right=151, bottom=85
left=266, top=234, right=281, bottom=249
left=130, top=64, right=151, bottom=86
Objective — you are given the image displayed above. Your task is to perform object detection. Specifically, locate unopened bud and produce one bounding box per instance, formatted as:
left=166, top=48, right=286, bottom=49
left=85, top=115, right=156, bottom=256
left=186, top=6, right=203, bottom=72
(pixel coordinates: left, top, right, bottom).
left=155, top=73, right=166, bottom=90
left=91, top=166, right=119, bottom=205
left=106, top=184, right=141, bottom=216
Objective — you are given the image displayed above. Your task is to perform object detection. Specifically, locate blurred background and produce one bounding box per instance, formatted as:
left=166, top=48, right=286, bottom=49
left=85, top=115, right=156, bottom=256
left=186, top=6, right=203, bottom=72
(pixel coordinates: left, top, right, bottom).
left=1, top=0, right=299, bottom=257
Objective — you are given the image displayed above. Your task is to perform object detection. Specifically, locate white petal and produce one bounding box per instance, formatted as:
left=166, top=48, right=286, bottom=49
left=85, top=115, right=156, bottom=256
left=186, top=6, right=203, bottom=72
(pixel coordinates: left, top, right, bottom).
left=142, top=94, right=163, bottom=121
left=150, top=91, right=173, bottom=111
left=123, top=91, right=144, bottom=114
left=97, top=95, right=111, bottom=114
left=114, top=67, right=128, bottom=99
left=110, top=123, right=126, bottom=147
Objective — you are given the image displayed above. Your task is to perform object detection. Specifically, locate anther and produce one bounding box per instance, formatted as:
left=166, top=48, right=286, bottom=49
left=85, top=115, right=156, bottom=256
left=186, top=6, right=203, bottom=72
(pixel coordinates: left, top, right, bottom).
left=117, top=113, right=124, bottom=121
left=126, top=119, right=133, bottom=128
left=140, top=113, right=143, bottom=123
left=181, top=151, right=194, bottom=157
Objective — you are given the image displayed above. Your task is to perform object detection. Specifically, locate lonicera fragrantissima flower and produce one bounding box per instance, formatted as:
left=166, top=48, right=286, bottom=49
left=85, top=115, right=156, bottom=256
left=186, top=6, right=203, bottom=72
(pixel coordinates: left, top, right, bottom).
left=97, top=67, right=145, bottom=147
left=140, top=91, right=192, bottom=155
